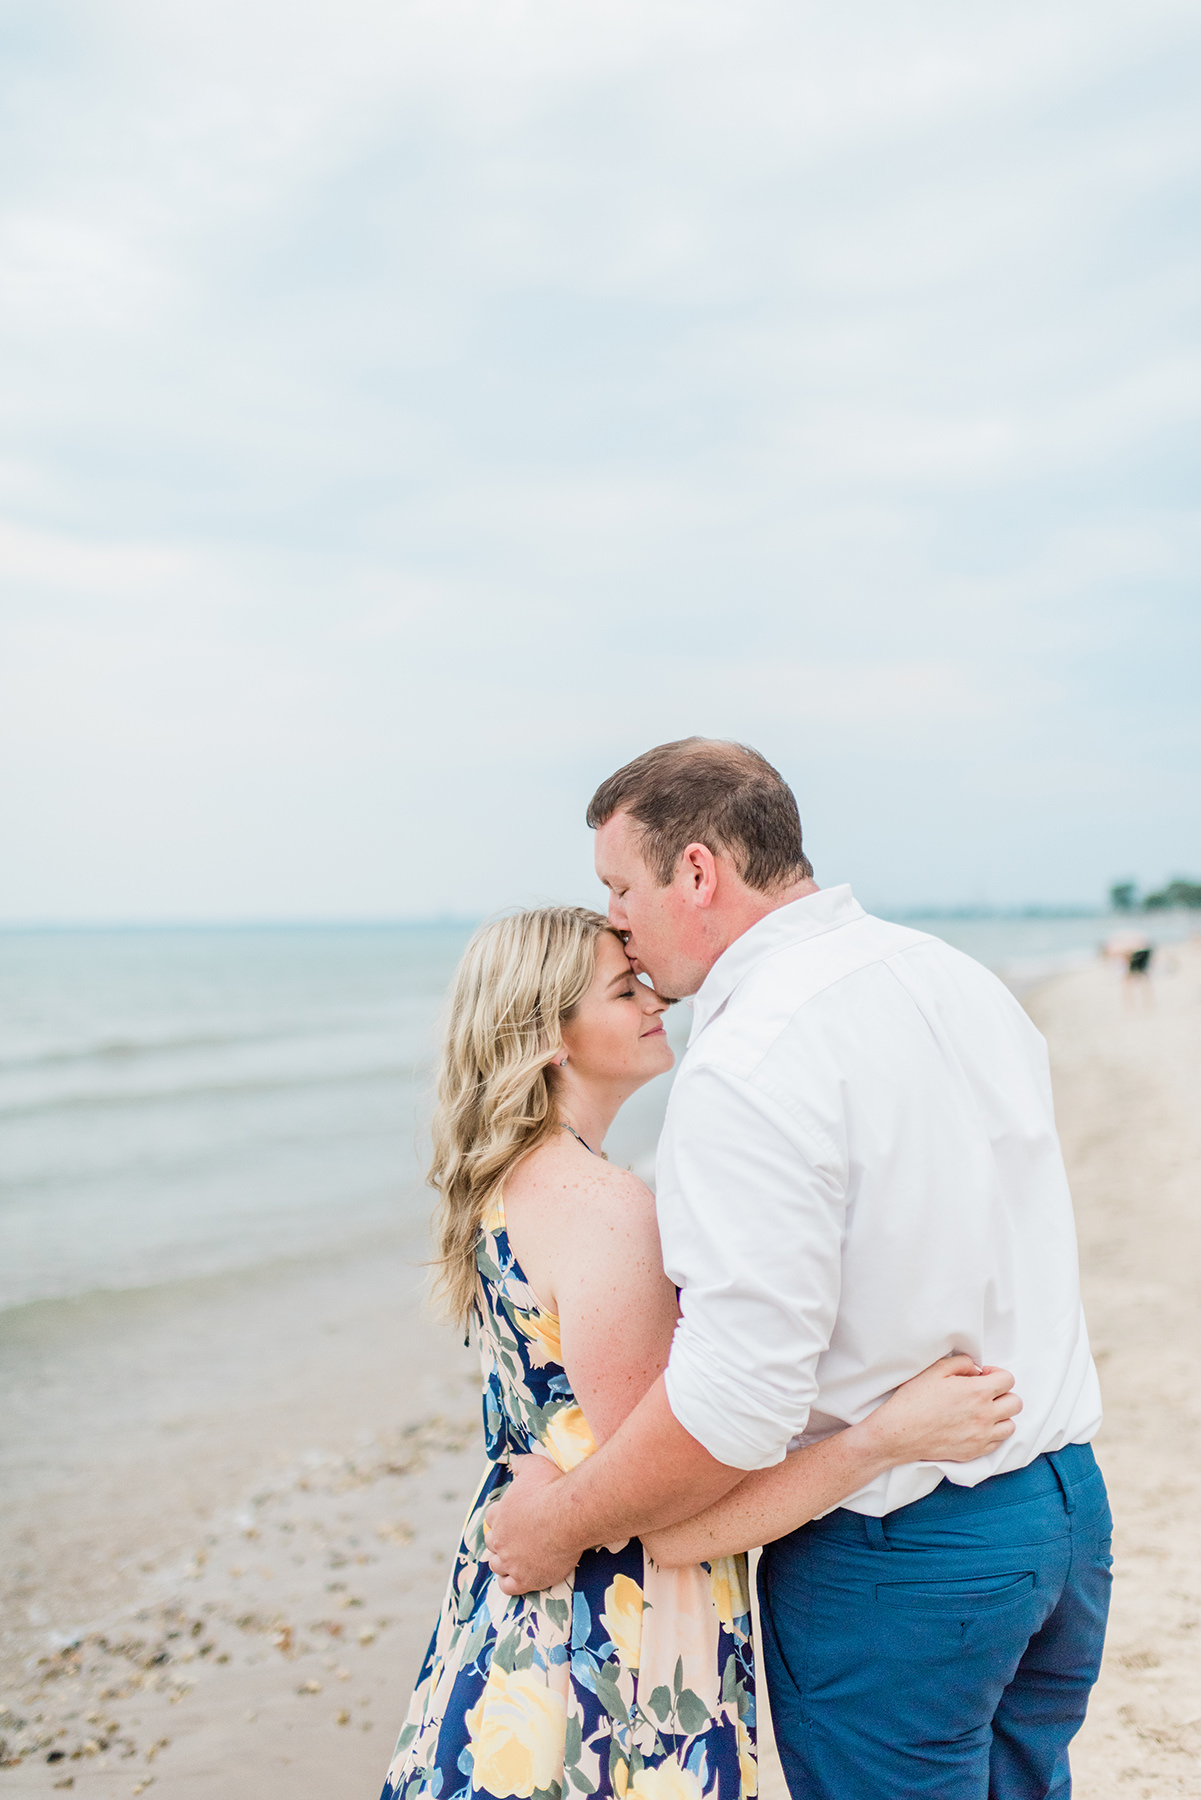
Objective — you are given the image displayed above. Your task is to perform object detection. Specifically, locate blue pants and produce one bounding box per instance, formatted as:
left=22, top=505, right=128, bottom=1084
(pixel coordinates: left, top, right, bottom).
left=758, top=1444, right=1112, bottom=1799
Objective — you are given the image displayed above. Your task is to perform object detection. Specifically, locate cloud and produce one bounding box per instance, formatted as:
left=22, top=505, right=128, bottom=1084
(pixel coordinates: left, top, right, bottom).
left=0, top=518, right=182, bottom=590
left=0, top=0, right=1198, bottom=918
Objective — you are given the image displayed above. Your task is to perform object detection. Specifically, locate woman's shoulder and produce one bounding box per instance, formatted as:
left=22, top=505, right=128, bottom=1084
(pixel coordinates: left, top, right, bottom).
left=532, top=1137, right=651, bottom=1195
left=506, top=1138, right=655, bottom=1229
left=500, top=1140, right=659, bottom=1316
left=595, top=1158, right=656, bottom=1209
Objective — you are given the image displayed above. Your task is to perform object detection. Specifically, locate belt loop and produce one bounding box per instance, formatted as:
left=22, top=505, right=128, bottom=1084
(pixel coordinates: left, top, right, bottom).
left=864, top=1515, right=890, bottom=1550
left=1047, top=1450, right=1076, bottom=1514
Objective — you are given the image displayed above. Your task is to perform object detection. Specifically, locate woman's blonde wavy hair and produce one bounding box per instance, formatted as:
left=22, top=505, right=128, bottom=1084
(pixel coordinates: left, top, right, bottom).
left=429, top=905, right=617, bottom=1326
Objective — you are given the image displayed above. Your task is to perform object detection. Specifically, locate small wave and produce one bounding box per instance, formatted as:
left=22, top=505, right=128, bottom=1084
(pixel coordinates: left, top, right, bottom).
left=0, top=1020, right=391, bottom=1076
left=0, top=1061, right=432, bottom=1122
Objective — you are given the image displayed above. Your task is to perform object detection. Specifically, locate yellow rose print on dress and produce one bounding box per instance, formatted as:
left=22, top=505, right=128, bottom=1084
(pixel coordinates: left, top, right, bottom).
left=540, top=1402, right=598, bottom=1471
left=480, top=1191, right=506, bottom=1234
left=517, top=1305, right=563, bottom=1364
left=707, top=1557, right=748, bottom=1630
left=465, top=1665, right=567, bottom=1799
left=600, top=1573, right=644, bottom=1671
left=379, top=1190, right=757, bottom=1800
left=738, top=1719, right=758, bottom=1798
left=628, top=1758, right=706, bottom=1800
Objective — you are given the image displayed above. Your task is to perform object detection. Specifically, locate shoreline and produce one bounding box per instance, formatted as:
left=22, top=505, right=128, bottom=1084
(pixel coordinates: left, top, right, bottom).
left=2, top=949, right=1200, bottom=1796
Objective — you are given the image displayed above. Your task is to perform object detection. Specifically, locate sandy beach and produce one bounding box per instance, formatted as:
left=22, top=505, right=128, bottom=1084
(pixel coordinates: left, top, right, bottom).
left=1034, top=943, right=1201, bottom=1798
left=2, top=943, right=1200, bottom=1799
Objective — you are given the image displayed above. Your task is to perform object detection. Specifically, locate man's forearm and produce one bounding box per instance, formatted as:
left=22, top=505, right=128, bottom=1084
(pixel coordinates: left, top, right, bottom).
left=485, top=1375, right=750, bottom=1594
left=559, top=1376, right=746, bottom=1543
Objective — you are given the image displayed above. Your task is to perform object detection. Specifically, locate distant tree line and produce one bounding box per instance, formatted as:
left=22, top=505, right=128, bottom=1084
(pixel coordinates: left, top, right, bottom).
left=1110, top=879, right=1201, bottom=912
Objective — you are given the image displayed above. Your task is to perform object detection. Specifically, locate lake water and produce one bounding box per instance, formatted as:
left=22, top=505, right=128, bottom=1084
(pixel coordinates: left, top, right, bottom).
left=1, top=908, right=1193, bottom=1313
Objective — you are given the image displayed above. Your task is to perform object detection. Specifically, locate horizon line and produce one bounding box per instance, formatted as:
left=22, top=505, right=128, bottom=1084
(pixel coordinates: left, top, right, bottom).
left=0, top=902, right=1124, bottom=933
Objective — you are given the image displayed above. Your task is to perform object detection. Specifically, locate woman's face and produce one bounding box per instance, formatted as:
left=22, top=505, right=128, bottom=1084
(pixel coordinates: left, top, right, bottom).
left=558, top=932, right=674, bottom=1092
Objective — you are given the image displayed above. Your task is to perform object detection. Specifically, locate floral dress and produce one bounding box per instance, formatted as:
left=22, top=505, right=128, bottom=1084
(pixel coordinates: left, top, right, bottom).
left=381, top=1191, right=757, bottom=1800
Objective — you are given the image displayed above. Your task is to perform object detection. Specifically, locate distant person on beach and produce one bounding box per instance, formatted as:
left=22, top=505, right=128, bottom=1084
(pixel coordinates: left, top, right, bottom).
left=379, top=907, right=1019, bottom=1800
left=483, top=739, right=1111, bottom=1800
left=1105, top=929, right=1155, bottom=1009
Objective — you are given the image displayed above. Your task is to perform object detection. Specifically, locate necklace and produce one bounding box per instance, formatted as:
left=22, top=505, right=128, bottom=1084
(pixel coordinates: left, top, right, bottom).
left=558, top=1121, right=598, bottom=1156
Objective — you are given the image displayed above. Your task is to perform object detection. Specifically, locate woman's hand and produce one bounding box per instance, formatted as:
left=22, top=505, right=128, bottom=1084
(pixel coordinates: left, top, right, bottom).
left=641, top=1357, right=1022, bottom=1570
left=859, top=1354, right=1022, bottom=1466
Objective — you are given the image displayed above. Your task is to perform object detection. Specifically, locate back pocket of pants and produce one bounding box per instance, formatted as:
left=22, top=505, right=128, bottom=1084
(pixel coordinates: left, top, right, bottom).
left=875, top=1572, right=1035, bottom=1612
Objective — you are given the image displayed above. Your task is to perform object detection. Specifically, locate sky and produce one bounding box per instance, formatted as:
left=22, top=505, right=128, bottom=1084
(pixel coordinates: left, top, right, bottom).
left=1, top=0, right=1199, bottom=922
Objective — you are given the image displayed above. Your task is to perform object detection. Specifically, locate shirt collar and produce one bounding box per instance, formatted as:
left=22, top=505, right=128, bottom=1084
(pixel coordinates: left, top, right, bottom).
left=687, top=884, right=865, bottom=1045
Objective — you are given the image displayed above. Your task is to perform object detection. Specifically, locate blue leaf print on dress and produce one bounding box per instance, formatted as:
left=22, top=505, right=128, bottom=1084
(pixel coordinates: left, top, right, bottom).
left=377, top=1193, right=757, bottom=1800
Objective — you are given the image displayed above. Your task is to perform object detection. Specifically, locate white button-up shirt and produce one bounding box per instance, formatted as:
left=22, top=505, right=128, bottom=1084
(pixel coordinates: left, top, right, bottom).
left=657, top=884, right=1102, bottom=1515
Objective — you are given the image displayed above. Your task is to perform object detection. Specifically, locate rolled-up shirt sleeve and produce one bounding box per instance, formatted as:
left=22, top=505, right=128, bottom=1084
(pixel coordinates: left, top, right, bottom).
left=658, top=1059, right=848, bottom=1471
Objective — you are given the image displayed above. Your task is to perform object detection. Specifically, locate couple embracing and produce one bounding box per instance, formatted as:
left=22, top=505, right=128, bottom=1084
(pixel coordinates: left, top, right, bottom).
left=380, top=739, right=1110, bottom=1800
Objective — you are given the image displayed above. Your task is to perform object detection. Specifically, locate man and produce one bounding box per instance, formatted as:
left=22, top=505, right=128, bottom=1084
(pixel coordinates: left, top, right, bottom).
left=485, top=737, right=1110, bottom=1799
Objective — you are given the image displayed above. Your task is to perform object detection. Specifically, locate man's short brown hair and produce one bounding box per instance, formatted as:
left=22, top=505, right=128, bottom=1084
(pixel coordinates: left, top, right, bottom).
left=586, top=738, right=813, bottom=891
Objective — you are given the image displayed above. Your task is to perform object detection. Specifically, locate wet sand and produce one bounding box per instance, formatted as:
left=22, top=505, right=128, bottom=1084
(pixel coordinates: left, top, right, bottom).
left=2, top=945, right=1199, bottom=1798
left=0, top=1235, right=480, bottom=1798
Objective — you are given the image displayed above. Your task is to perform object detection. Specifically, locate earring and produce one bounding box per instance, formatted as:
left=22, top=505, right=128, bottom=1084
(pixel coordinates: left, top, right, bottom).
left=557, top=1055, right=568, bottom=1067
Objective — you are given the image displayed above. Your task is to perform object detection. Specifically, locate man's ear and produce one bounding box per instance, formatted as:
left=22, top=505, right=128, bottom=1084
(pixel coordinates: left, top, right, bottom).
left=679, top=842, right=719, bottom=906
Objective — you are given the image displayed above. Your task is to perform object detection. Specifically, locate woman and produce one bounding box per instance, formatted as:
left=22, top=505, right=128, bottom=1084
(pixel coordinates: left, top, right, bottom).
left=381, top=907, right=1020, bottom=1800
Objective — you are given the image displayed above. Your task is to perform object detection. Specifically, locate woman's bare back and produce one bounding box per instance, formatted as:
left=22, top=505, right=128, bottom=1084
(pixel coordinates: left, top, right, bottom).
left=501, top=1134, right=678, bottom=1444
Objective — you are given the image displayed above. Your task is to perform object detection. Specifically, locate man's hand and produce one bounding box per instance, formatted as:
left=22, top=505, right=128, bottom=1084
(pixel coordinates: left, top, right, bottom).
left=484, top=1456, right=577, bottom=1595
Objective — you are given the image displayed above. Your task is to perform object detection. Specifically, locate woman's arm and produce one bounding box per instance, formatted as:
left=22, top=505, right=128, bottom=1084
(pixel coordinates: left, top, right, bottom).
left=550, top=1166, right=679, bottom=1446
left=642, top=1356, right=1021, bottom=1567
left=503, top=1147, right=681, bottom=1448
